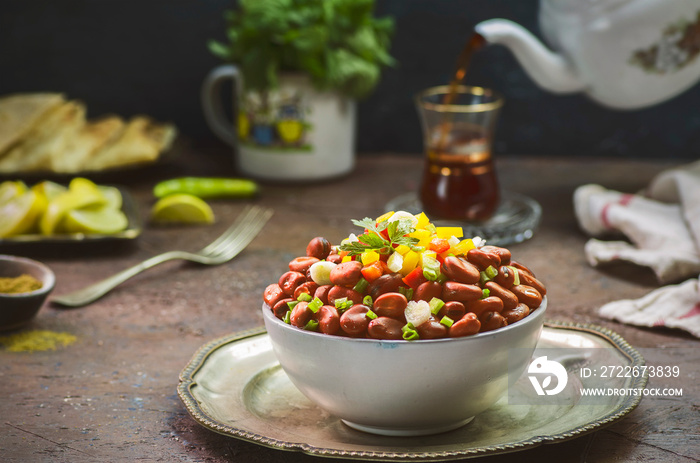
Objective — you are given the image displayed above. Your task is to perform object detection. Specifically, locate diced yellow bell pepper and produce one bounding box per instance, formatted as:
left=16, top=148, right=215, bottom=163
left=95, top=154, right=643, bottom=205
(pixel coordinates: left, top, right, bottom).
left=341, top=255, right=353, bottom=263
left=436, top=226, right=464, bottom=239
left=409, top=229, right=431, bottom=247
left=361, top=250, right=380, bottom=265
left=376, top=211, right=394, bottom=223
left=400, top=250, right=420, bottom=275
left=415, top=212, right=430, bottom=229
left=451, top=238, right=476, bottom=256
left=394, top=244, right=411, bottom=255
left=419, top=250, right=437, bottom=268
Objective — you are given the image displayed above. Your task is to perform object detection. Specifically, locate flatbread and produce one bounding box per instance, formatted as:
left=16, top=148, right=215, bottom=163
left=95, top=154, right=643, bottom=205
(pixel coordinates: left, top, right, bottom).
left=51, top=116, right=125, bottom=173
left=84, top=116, right=177, bottom=171
left=0, top=101, right=86, bottom=173
left=0, top=93, right=65, bottom=156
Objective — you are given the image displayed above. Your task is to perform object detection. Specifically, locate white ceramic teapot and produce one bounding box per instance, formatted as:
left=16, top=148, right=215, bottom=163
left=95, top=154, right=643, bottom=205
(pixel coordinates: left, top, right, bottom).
left=475, top=0, right=700, bottom=109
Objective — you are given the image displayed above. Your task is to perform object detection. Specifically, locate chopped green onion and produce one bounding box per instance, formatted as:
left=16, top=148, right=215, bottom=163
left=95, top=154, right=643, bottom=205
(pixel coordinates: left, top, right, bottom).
left=411, top=245, right=425, bottom=253
left=422, top=255, right=441, bottom=281
left=440, top=316, right=454, bottom=327
left=353, top=277, right=369, bottom=293
left=304, top=320, right=319, bottom=331
left=481, top=288, right=490, bottom=299
left=297, top=292, right=312, bottom=302
left=308, top=297, right=323, bottom=313
left=429, top=297, right=445, bottom=315
left=283, top=310, right=291, bottom=324
left=402, top=329, right=419, bottom=341
left=334, top=297, right=348, bottom=308
left=287, top=300, right=299, bottom=310
left=485, top=265, right=498, bottom=279
left=436, top=272, right=448, bottom=284
left=365, top=309, right=378, bottom=320
left=401, top=322, right=415, bottom=333
left=363, top=295, right=373, bottom=306
left=479, top=271, right=490, bottom=285
left=507, top=266, right=521, bottom=286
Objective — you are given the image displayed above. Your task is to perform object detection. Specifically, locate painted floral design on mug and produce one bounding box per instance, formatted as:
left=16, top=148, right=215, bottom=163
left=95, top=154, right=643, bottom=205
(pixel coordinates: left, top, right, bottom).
left=238, top=89, right=313, bottom=151
left=630, top=10, right=700, bottom=74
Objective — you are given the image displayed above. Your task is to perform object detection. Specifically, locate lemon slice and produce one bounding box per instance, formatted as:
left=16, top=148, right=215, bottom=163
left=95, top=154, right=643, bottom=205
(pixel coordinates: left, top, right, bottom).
left=63, top=207, right=128, bottom=234
left=31, top=180, right=67, bottom=202
left=0, top=190, right=47, bottom=238
left=0, top=180, right=27, bottom=205
left=96, top=186, right=122, bottom=210
left=150, top=194, right=214, bottom=224
left=40, top=187, right=106, bottom=235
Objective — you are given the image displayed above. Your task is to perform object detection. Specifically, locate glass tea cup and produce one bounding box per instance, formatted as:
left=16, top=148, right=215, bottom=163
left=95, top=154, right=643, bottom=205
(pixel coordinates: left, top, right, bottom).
left=416, top=86, right=504, bottom=221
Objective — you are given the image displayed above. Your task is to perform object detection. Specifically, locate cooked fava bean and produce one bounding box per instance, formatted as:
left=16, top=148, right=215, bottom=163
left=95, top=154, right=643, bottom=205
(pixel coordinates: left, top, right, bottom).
left=517, top=271, right=547, bottom=296
left=467, top=248, right=501, bottom=270
left=494, top=265, right=517, bottom=287
left=413, top=281, right=442, bottom=302
left=438, top=301, right=466, bottom=321
left=368, top=317, right=404, bottom=340
left=328, top=286, right=363, bottom=305
left=278, top=271, right=306, bottom=296
left=465, top=296, right=504, bottom=317
left=307, top=237, right=332, bottom=260
left=330, top=261, right=363, bottom=287
left=373, top=292, right=408, bottom=319
left=272, top=298, right=294, bottom=319
left=315, top=305, right=340, bottom=335
left=502, top=303, right=530, bottom=324
left=449, top=313, right=481, bottom=337
left=479, top=311, right=507, bottom=332
left=442, top=256, right=480, bottom=284
left=510, top=284, right=543, bottom=309
left=293, top=281, right=319, bottom=299
left=340, top=304, right=371, bottom=337
left=484, top=281, right=518, bottom=310
left=510, top=260, right=534, bottom=276
left=368, top=273, right=403, bottom=299
left=289, top=256, right=320, bottom=273
left=442, top=282, right=482, bottom=303
left=314, top=285, right=333, bottom=304
left=290, top=301, right=312, bottom=328
left=481, top=246, right=511, bottom=265
left=263, top=283, right=285, bottom=307
left=416, top=318, right=448, bottom=339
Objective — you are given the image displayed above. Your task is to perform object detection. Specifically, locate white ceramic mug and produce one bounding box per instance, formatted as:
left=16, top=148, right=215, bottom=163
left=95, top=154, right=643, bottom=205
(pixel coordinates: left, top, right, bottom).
left=202, top=65, right=357, bottom=181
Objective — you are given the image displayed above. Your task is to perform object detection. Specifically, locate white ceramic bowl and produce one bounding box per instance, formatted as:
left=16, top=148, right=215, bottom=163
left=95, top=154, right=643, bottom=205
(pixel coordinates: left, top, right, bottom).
left=262, top=297, right=547, bottom=436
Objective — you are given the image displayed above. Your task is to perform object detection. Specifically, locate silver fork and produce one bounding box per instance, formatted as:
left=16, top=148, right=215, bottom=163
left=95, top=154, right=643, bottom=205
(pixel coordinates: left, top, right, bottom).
left=52, top=205, right=273, bottom=307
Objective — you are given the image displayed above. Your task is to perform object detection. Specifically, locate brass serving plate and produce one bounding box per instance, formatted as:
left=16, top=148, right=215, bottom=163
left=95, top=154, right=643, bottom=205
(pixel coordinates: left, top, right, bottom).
left=0, top=187, right=141, bottom=244
left=178, top=321, right=646, bottom=461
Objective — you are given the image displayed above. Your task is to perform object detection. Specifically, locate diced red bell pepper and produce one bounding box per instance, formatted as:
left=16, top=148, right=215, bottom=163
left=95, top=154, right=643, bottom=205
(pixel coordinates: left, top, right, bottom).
left=428, top=238, right=450, bottom=253
left=361, top=261, right=385, bottom=282
left=379, top=228, right=390, bottom=240
left=402, top=266, right=427, bottom=289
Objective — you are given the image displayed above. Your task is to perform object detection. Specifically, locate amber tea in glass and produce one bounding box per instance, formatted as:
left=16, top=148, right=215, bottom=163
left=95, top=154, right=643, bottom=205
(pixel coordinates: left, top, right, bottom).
left=416, top=86, right=503, bottom=221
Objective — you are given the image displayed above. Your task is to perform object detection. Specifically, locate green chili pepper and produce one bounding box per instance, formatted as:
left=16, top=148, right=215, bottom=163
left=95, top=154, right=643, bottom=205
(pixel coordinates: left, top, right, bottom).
left=153, top=177, right=258, bottom=199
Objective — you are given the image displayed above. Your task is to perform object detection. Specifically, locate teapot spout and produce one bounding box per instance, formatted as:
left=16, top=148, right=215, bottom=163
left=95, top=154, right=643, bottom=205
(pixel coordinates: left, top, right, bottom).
left=475, top=19, right=586, bottom=94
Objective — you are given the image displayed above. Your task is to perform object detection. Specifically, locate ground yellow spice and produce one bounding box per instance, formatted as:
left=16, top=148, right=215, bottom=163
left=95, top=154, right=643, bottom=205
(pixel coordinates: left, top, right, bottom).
left=0, top=274, right=43, bottom=294
left=0, top=330, right=77, bottom=352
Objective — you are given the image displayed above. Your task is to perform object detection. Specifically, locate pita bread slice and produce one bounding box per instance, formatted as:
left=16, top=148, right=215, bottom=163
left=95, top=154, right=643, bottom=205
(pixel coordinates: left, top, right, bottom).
left=51, top=116, right=125, bottom=173
left=85, top=116, right=177, bottom=171
left=0, top=93, right=65, bottom=157
left=0, top=101, right=86, bottom=173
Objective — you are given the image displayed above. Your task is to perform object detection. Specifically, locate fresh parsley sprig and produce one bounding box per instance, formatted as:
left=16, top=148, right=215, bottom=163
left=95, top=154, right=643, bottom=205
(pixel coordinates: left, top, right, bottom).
left=339, top=217, right=420, bottom=256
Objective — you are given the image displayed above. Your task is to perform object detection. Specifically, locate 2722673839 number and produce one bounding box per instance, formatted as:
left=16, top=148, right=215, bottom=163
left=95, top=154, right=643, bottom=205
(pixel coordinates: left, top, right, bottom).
left=599, top=365, right=680, bottom=378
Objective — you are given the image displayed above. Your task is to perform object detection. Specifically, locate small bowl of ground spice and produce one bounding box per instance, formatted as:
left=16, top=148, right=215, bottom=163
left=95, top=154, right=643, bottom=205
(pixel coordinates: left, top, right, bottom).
left=0, top=255, right=55, bottom=331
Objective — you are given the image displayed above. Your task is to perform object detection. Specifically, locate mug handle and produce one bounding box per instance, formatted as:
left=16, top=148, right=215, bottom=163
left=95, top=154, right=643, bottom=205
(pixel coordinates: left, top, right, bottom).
left=201, top=64, right=243, bottom=147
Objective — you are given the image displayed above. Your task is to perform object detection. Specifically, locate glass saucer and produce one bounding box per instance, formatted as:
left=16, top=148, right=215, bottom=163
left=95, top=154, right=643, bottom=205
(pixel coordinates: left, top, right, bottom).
left=385, top=190, right=542, bottom=246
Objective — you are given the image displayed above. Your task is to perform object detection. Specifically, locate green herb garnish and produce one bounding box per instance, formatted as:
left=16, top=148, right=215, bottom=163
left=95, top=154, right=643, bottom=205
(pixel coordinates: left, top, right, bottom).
left=339, top=217, right=419, bottom=256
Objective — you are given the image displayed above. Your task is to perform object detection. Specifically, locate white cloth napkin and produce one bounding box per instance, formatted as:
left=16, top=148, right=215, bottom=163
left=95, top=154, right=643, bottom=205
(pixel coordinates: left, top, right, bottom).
left=573, top=159, right=700, bottom=337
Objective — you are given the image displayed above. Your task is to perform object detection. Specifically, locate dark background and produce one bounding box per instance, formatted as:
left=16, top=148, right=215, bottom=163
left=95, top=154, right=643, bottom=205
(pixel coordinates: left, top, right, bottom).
left=2, top=0, right=700, bottom=159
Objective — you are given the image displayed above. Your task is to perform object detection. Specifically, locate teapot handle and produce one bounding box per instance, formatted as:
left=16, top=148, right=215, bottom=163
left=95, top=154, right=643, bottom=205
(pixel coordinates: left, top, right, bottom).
left=201, top=64, right=243, bottom=147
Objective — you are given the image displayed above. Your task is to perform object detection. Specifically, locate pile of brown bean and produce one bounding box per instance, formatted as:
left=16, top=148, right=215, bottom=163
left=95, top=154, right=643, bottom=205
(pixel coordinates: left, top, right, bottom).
left=263, top=237, right=546, bottom=340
